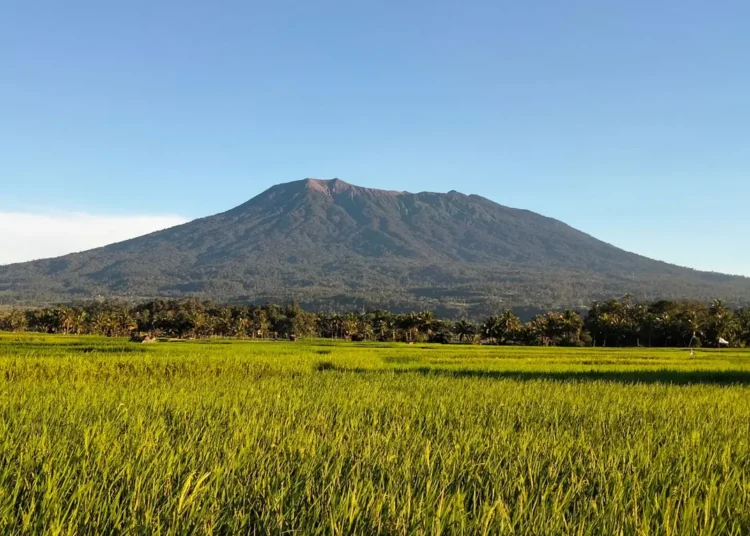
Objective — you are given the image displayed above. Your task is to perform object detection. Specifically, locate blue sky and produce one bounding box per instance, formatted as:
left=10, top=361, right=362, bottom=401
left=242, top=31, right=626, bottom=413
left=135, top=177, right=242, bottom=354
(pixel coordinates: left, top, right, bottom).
left=2, top=1, right=749, bottom=274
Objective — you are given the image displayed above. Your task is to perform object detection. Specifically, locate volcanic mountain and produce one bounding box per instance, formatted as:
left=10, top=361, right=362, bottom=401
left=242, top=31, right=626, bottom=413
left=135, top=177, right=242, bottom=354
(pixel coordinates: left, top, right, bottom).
left=1, top=178, right=748, bottom=316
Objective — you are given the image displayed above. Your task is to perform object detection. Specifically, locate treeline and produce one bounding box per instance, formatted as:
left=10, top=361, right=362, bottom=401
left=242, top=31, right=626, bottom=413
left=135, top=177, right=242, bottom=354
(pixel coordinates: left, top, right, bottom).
left=1, top=296, right=749, bottom=348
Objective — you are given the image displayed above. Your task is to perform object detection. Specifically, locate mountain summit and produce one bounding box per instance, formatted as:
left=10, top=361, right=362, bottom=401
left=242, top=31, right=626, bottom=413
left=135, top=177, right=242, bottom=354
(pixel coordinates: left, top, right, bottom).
left=2, top=178, right=748, bottom=315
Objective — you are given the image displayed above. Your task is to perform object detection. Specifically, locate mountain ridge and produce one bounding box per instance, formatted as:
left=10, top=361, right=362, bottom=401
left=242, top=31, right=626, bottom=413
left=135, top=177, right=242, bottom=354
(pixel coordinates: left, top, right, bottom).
left=1, top=178, right=748, bottom=316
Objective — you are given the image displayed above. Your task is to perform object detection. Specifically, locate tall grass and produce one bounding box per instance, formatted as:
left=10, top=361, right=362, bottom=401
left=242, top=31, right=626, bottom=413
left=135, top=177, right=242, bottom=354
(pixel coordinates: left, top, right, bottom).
left=1, top=334, right=750, bottom=534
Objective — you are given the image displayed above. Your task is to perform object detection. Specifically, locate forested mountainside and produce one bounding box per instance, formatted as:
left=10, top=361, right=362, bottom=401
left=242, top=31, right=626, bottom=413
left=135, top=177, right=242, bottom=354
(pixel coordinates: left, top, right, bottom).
left=2, top=178, right=748, bottom=317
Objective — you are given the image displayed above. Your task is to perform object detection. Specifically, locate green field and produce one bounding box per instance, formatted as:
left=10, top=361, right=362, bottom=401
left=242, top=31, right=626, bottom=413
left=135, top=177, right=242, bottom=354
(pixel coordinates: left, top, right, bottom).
left=2, top=334, right=750, bottom=534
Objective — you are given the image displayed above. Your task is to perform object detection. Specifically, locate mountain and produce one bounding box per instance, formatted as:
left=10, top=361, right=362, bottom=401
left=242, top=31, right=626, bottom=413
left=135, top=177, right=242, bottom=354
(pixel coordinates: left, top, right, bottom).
left=2, top=178, right=749, bottom=316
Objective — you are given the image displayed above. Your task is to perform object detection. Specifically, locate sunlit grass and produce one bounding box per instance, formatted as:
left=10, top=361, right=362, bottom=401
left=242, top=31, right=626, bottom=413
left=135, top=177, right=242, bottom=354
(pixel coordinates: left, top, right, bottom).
left=1, top=333, right=750, bottom=534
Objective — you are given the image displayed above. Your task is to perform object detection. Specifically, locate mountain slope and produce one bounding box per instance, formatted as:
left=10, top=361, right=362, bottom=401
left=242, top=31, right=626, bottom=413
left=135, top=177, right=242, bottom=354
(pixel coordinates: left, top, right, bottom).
left=1, top=178, right=748, bottom=316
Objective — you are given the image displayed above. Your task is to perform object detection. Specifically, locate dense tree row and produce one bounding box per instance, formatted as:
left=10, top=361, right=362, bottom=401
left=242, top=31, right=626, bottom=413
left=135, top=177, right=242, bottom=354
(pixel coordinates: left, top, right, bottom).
left=585, top=296, right=750, bottom=348
left=1, top=296, right=749, bottom=347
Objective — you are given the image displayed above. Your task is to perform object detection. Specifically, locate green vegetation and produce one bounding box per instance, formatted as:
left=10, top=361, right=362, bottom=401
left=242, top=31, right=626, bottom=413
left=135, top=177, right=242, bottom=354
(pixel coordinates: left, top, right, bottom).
left=2, top=295, right=750, bottom=348
left=3, top=179, right=749, bottom=315
left=2, top=334, right=750, bottom=533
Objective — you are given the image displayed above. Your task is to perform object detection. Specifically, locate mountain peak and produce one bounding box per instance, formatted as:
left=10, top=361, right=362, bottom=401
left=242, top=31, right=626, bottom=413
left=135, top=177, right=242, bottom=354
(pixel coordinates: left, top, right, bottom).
left=304, top=178, right=354, bottom=194
left=2, top=178, right=750, bottom=312
left=302, top=178, right=404, bottom=196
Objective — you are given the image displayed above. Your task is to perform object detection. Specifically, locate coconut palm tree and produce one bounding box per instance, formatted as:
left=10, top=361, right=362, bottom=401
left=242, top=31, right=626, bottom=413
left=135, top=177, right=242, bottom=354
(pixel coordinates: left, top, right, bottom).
left=561, top=310, right=583, bottom=345
left=416, top=311, right=437, bottom=338
left=522, top=315, right=546, bottom=346
left=480, top=316, right=501, bottom=344
left=736, top=309, right=750, bottom=347
left=342, top=313, right=360, bottom=341
left=398, top=313, right=420, bottom=342
left=55, top=307, right=76, bottom=335
left=497, top=310, right=522, bottom=345
left=707, top=299, right=736, bottom=347
left=453, top=320, right=476, bottom=343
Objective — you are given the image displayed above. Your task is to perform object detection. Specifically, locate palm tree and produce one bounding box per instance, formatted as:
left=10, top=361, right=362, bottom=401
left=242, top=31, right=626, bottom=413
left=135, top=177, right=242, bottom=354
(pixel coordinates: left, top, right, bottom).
left=232, top=315, right=250, bottom=338
left=453, top=320, right=476, bottom=343
left=480, top=316, right=501, bottom=344
left=342, top=313, right=360, bottom=341
left=251, top=309, right=270, bottom=339
left=56, top=307, right=75, bottom=335
left=398, top=313, right=419, bottom=342
left=416, top=311, right=437, bottom=338
left=707, top=299, right=736, bottom=347
left=496, top=310, right=522, bottom=345
left=542, top=312, right=568, bottom=346
left=482, top=311, right=522, bottom=345
left=370, top=310, right=395, bottom=342
left=358, top=319, right=374, bottom=341
left=92, top=312, right=120, bottom=337
left=680, top=307, right=706, bottom=349
left=736, top=309, right=750, bottom=347
left=561, top=310, right=583, bottom=345
left=213, top=307, right=233, bottom=337
left=6, top=310, right=28, bottom=332
left=522, top=315, right=546, bottom=346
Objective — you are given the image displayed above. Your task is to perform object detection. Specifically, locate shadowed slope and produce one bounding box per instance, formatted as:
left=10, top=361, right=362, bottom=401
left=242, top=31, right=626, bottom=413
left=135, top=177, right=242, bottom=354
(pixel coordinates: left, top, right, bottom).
left=1, top=178, right=748, bottom=314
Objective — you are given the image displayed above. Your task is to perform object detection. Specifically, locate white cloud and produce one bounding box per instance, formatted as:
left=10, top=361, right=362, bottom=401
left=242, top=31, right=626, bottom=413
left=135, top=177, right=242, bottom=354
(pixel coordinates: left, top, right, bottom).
left=0, top=212, right=189, bottom=265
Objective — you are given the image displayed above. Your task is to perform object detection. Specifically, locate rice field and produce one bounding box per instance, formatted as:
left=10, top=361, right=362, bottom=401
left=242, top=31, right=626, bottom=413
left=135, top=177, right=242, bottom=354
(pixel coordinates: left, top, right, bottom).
left=1, top=334, right=750, bottom=534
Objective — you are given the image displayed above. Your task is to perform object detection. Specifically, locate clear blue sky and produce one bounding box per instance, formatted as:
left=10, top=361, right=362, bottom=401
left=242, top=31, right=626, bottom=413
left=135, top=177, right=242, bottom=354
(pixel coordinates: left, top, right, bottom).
left=2, top=1, right=749, bottom=274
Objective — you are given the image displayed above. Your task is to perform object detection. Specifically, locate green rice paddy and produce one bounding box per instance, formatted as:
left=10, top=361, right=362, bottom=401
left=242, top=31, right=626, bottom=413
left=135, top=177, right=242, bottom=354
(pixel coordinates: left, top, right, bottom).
left=2, top=334, right=750, bottom=534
